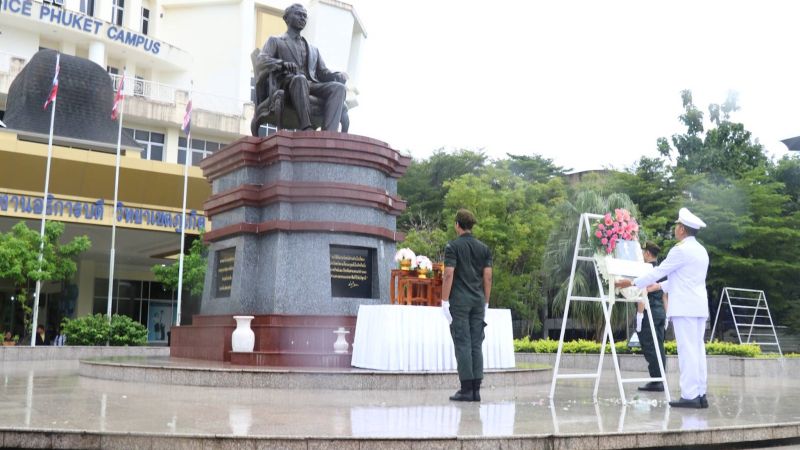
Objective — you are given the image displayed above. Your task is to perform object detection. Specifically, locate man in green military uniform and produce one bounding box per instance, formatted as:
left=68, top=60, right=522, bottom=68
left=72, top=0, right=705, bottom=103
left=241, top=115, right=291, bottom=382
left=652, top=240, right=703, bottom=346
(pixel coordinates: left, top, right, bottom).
left=637, top=242, right=668, bottom=392
left=441, top=209, right=493, bottom=402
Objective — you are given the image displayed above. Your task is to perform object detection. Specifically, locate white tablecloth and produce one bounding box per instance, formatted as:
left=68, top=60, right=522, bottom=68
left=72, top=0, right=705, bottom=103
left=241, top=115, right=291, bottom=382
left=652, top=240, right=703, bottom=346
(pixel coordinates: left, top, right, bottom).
left=351, top=305, right=516, bottom=371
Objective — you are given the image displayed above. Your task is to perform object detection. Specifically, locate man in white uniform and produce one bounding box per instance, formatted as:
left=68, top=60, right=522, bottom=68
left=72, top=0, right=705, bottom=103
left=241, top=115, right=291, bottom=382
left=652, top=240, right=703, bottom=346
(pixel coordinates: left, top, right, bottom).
left=616, top=208, right=710, bottom=408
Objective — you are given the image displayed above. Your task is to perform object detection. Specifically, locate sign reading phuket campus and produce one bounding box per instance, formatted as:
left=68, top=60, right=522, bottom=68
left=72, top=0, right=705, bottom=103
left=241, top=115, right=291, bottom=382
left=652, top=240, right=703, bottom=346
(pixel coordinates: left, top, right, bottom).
left=0, top=190, right=206, bottom=234
left=0, top=0, right=162, bottom=55
left=330, top=245, right=374, bottom=299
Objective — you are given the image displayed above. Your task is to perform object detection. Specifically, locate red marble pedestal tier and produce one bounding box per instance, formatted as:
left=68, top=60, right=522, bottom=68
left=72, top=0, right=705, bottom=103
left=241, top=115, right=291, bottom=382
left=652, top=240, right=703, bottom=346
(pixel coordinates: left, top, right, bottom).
left=170, top=314, right=356, bottom=368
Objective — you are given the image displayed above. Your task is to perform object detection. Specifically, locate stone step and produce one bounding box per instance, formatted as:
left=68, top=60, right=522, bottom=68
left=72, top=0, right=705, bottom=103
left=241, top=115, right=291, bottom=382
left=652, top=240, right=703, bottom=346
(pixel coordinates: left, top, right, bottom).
left=229, top=350, right=352, bottom=368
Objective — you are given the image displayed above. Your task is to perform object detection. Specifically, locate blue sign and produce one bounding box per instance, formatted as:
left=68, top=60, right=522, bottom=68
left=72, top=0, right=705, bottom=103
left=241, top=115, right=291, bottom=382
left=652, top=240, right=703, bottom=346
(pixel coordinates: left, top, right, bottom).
left=0, top=192, right=206, bottom=233
left=0, top=0, right=162, bottom=55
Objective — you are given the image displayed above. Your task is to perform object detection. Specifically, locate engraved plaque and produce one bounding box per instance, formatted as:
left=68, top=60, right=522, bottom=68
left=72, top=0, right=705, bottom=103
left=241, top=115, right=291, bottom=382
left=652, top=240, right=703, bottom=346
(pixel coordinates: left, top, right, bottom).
left=330, top=245, right=374, bottom=298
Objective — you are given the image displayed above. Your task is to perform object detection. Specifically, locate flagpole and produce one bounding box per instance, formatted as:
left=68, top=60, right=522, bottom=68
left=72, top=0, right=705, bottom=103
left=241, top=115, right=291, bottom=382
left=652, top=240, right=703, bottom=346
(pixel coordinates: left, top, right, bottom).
left=31, top=53, right=60, bottom=347
left=175, top=81, right=192, bottom=327
left=106, top=70, right=126, bottom=332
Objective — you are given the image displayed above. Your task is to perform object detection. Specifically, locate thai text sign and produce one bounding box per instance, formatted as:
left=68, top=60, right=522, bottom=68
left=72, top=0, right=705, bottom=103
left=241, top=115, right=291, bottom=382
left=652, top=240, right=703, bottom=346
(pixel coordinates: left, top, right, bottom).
left=0, top=190, right=206, bottom=234
left=214, top=248, right=235, bottom=298
left=330, top=245, right=374, bottom=299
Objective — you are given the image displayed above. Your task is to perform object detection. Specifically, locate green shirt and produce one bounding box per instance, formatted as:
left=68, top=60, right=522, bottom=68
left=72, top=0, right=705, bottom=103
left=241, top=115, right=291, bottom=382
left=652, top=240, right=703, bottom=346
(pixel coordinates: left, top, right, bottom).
left=444, top=233, right=492, bottom=303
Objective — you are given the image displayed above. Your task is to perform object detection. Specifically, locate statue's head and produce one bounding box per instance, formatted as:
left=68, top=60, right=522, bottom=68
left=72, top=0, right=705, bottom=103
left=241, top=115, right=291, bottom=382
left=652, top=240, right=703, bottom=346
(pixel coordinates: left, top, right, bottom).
left=283, top=4, right=308, bottom=30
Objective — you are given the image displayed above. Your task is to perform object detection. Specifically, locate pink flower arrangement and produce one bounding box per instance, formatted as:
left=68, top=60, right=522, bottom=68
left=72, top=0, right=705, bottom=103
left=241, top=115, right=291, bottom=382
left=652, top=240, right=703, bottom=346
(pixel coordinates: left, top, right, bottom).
left=590, top=208, right=640, bottom=254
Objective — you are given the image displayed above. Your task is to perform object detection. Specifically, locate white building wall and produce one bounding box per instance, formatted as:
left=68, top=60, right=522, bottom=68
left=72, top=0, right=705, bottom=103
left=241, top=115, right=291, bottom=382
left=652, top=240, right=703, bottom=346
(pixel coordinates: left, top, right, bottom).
left=0, top=27, right=40, bottom=61
left=304, top=1, right=354, bottom=73
left=158, top=3, right=249, bottom=111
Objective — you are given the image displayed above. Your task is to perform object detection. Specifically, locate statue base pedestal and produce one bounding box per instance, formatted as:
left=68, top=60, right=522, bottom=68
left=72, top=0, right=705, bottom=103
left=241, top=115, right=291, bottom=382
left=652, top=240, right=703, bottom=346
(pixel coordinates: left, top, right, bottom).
left=170, top=314, right=356, bottom=367
left=198, top=131, right=411, bottom=317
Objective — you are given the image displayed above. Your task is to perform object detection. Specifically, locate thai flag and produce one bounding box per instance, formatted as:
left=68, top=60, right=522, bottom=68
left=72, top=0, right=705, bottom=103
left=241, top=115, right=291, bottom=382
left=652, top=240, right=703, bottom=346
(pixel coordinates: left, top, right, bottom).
left=111, top=73, right=125, bottom=120
left=182, top=99, right=192, bottom=136
left=43, top=53, right=60, bottom=110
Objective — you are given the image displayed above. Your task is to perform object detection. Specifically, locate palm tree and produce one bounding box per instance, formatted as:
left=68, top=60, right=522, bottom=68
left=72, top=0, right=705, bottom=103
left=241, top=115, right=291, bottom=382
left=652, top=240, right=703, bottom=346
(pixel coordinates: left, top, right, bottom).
left=543, top=191, right=642, bottom=340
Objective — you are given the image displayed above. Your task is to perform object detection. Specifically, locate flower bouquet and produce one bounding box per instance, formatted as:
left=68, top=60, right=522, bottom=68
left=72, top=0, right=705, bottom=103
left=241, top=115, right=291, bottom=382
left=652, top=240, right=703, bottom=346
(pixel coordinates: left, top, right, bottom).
left=589, top=208, right=644, bottom=302
left=394, top=248, right=416, bottom=270
left=590, top=208, right=640, bottom=255
left=412, top=255, right=433, bottom=279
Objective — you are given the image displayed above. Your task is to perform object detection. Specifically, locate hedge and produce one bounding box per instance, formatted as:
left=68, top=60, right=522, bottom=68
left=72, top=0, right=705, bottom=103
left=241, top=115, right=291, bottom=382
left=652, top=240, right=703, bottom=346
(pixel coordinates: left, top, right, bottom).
left=514, top=337, right=762, bottom=358
left=61, top=313, right=148, bottom=346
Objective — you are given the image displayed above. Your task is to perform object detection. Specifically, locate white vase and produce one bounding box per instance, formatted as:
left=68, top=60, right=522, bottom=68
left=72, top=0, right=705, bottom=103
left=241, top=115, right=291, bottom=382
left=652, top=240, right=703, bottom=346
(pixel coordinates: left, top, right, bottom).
left=333, top=327, right=350, bottom=354
left=231, top=315, right=255, bottom=352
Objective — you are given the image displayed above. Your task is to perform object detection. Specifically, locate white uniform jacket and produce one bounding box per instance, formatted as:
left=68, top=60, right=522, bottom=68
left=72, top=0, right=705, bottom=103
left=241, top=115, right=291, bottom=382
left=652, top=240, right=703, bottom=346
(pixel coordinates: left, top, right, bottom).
left=633, top=236, right=710, bottom=318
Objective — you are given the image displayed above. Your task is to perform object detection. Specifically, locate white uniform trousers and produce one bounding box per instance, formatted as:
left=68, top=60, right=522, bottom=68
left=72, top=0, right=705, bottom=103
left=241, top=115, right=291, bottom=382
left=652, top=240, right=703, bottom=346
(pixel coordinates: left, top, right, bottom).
left=671, top=316, right=708, bottom=399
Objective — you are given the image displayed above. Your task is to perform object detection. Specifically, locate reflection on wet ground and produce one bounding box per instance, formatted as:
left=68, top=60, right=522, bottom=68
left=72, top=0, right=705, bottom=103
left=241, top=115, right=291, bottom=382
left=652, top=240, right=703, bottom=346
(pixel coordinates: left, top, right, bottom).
left=1, top=360, right=799, bottom=438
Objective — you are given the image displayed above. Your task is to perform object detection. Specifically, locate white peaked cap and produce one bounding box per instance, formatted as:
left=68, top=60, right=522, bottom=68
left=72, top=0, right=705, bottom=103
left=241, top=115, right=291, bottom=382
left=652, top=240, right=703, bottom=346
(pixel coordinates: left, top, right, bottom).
left=675, top=207, right=706, bottom=229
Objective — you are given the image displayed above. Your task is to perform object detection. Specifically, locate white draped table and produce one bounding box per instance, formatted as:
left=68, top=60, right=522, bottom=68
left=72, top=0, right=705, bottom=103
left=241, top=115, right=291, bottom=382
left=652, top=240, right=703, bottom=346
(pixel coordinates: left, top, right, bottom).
left=351, top=305, right=516, bottom=371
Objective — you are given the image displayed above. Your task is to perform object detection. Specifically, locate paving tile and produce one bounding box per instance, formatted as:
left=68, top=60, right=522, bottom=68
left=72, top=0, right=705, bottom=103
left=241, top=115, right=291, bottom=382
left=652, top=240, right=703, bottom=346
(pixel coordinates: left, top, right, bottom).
left=3, top=431, right=52, bottom=449
left=308, top=439, right=359, bottom=450
left=52, top=431, right=102, bottom=449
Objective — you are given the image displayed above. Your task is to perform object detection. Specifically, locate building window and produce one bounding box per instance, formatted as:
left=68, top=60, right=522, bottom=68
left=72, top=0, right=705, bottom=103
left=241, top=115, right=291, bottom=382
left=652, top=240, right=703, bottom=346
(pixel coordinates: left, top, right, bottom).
left=125, top=127, right=165, bottom=161
left=178, top=138, right=223, bottom=166
left=93, top=279, right=176, bottom=342
left=141, top=7, right=150, bottom=35
left=134, top=75, right=145, bottom=97
left=43, top=0, right=64, bottom=6
left=112, top=0, right=124, bottom=26
left=81, top=0, right=95, bottom=16
left=258, top=124, right=278, bottom=137
left=250, top=76, right=256, bottom=103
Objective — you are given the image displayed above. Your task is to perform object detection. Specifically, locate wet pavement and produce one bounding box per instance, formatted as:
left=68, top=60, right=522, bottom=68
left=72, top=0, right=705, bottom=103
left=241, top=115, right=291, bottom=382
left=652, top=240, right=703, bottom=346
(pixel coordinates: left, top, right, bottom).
left=1, top=360, right=799, bottom=440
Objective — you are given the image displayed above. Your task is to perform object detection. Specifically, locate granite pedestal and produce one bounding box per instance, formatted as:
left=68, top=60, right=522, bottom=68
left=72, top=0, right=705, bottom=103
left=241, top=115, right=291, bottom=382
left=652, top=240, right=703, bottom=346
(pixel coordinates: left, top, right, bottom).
left=171, top=131, right=410, bottom=365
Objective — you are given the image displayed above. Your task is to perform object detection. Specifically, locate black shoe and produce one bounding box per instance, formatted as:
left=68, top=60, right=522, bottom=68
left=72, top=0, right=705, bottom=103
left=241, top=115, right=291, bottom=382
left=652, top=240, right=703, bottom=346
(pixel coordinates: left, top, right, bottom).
left=669, top=396, right=704, bottom=408
left=700, top=394, right=708, bottom=408
left=472, top=379, right=482, bottom=402
left=449, top=380, right=473, bottom=402
left=637, top=381, right=664, bottom=392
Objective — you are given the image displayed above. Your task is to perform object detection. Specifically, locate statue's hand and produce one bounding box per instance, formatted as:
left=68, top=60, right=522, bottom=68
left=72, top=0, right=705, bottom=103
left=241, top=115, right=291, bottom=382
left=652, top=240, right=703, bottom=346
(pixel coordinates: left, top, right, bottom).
left=335, top=72, right=349, bottom=83
left=283, top=62, right=299, bottom=74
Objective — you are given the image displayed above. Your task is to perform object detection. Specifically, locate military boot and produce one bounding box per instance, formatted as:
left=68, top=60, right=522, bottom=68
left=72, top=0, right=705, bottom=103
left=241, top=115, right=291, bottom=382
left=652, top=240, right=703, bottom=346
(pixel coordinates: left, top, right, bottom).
left=472, top=379, right=482, bottom=402
left=449, top=379, right=473, bottom=402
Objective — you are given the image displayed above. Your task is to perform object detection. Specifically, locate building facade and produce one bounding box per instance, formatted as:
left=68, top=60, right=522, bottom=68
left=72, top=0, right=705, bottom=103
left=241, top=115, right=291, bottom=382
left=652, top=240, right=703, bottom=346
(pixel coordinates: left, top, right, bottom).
left=0, top=0, right=365, bottom=342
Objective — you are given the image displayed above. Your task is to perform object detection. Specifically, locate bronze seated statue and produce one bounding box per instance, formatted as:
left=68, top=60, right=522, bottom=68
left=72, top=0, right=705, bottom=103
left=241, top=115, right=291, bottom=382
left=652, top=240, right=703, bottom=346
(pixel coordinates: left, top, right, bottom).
left=250, top=49, right=349, bottom=136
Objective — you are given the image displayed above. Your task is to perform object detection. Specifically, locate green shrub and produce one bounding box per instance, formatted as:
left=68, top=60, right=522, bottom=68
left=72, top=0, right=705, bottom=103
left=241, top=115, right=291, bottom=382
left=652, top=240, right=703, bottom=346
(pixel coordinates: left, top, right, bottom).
left=515, top=338, right=761, bottom=357
left=705, top=340, right=761, bottom=357
left=62, top=314, right=148, bottom=346
left=515, top=337, right=638, bottom=354
left=109, top=314, right=148, bottom=346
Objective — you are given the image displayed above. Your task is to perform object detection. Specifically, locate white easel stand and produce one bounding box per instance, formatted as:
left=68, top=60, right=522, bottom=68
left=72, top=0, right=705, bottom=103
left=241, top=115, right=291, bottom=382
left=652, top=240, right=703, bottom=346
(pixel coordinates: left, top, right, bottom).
left=548, top=213, right=670, bottom=404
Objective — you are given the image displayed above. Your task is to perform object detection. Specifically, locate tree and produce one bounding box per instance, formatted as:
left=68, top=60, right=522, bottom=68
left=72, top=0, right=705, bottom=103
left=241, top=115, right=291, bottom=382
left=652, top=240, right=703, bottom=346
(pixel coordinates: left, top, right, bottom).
left=152, top=235, right=207, bottom=296
left=397, top=149, right=487, bottom=231
left=773, top=155, right=800, bottom=213
left=543, top=191, right=641, bottom=339
left=607, top=156, right=680, bottom=241
left=658, top=90, right=768, bottom=180
left=442, top=166, right=567, bottom=335
left=643, top=90, right=800, bottom=333
left=0, top=221, right=91, bottom=333
left=680, top=169, right=800, bottom=332
left=500, top=153, right=567, bottom=183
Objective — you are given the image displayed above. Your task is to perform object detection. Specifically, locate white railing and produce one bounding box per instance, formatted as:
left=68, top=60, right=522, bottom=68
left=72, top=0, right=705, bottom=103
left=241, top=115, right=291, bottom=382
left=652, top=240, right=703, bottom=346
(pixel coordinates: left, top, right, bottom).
left=0, top=52, right=25, bottom=74
left=110, top=73, right=176, bottom=104
left=108, top=74, right=245, bottom=116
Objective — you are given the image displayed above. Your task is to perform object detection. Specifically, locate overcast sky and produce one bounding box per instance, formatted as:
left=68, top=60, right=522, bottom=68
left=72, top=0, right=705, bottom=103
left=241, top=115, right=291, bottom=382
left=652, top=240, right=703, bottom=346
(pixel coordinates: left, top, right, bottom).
left=345, top=0, right=799, bottom=172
